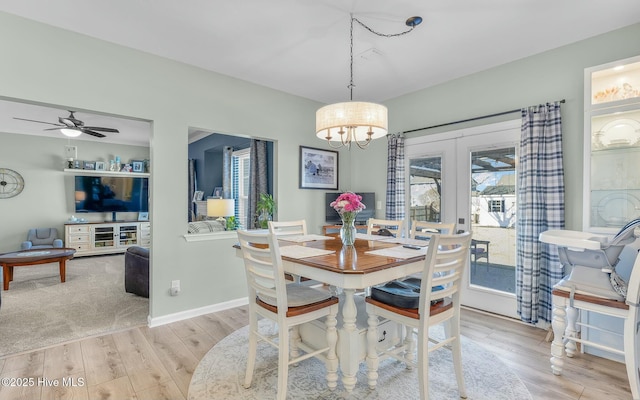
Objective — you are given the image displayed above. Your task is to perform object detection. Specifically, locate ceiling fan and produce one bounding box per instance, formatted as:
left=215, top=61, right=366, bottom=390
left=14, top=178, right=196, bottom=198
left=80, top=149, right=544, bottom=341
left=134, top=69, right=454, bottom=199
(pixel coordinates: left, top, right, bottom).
left=13, top=110, right=119, bottom=138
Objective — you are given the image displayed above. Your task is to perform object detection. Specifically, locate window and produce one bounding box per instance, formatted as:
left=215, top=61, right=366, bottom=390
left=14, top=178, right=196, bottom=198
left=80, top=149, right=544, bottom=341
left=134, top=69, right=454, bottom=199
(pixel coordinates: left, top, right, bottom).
left=488, top=199, right=505, bottom=212
left=233, top=148, right=250, bottom=229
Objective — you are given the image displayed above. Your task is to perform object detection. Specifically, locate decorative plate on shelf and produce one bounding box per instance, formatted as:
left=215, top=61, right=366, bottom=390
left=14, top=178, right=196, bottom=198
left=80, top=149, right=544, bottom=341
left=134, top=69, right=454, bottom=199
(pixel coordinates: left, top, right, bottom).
left=597, top=192, right=640, bottom=227
left=593, top=118, right=640, bottom=149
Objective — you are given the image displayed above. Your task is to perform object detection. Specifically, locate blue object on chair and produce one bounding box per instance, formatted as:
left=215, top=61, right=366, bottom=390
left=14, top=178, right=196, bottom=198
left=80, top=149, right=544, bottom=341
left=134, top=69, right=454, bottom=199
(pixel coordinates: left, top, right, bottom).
left=21, top=228, right=63, bottom=250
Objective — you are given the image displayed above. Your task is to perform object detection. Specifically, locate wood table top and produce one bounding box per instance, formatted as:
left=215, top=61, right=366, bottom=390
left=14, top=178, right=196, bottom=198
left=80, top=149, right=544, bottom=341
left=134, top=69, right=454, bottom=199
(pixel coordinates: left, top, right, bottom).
left=238, top=233, right=426, bottom=275
left=0, top=248, right=76, bottom=263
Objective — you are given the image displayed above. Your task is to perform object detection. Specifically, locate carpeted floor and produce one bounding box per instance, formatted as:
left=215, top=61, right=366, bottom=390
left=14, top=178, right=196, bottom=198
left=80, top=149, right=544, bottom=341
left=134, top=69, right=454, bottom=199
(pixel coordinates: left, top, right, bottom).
left=188, top=320, right=532, bottom=400
left=0, top=254, right=148, bottom=358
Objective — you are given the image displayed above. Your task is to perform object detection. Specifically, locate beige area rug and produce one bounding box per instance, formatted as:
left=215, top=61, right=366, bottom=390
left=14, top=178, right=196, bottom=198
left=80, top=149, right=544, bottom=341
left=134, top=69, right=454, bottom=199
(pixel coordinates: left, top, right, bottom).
left=189, top=320, right=533, bottom=400
left=0, top=254, right=148, bottom=357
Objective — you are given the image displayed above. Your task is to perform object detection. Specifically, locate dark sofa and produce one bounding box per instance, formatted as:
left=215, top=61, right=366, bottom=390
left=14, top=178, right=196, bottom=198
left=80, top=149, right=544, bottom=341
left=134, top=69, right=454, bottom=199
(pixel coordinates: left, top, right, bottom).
left=125, top=246, right=149, bottom=298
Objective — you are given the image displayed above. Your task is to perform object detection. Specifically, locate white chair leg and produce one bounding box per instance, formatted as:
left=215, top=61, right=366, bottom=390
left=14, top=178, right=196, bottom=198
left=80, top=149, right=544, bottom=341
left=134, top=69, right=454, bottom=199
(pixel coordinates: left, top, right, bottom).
left=277, top=328, right=290, bottom=400
left=290, top=325, right=301, bottom=366
left=366, top=309, right=380, bottom=390
left=450, top=318, right=467, bottom=399
left=404, top=326, right=416, bottom=369
left=244, top=313, right=259, bottom=389
left=417, top=324, right=429, bottom=400
left=325, top=309, right=339, bottom=391
left=565, top=305, right=579, bottom=358
left=550, top=301, right=567, bottom=375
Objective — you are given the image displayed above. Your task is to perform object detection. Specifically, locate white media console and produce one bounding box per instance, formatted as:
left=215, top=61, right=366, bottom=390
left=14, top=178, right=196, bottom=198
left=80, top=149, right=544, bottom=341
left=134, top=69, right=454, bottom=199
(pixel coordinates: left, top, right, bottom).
left=65, top=221, right=150, bottom=257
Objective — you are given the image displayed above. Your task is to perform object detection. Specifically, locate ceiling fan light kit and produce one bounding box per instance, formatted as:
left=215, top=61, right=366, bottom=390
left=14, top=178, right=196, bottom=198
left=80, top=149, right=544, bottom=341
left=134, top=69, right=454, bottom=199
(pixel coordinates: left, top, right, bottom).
left=60, top=128, right=82, bottom=137
left=316, top=13, right=421, bottom=150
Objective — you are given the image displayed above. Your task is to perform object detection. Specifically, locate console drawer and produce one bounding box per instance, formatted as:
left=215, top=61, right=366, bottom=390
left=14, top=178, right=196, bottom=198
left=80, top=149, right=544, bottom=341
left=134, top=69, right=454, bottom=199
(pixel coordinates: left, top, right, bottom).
left=67, top=225, right=89, bottom=234
left=68, top=234, right=89, bottom=244
left=70, top=243, right=90, bottom=252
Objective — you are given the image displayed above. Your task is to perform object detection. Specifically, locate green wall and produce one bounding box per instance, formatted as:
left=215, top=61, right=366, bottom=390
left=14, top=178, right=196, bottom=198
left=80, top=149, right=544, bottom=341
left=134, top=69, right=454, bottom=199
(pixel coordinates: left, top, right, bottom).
left=1, top=10, right=639, bottom=323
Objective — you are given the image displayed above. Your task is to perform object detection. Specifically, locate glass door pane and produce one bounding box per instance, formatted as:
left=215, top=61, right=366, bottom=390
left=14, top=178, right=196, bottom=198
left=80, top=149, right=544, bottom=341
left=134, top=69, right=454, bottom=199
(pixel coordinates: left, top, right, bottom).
left=469, top=148, right=517, bottom=294
left=406, top=120, right=520, bottom=319
left=409, top=156, right=443, bottom=223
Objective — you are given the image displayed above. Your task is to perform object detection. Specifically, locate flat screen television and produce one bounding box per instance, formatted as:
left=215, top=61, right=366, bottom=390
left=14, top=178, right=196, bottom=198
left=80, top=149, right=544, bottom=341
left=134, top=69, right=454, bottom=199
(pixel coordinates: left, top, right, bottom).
left=75, top=175, right=149, bottom=215
left=325, top=192, right=375, bottom=224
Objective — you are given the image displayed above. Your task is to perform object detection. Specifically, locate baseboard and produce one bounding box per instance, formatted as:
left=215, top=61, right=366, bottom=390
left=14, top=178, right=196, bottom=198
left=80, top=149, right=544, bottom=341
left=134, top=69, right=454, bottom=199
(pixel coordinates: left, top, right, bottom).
left=147, top=297, right=248, bottom=327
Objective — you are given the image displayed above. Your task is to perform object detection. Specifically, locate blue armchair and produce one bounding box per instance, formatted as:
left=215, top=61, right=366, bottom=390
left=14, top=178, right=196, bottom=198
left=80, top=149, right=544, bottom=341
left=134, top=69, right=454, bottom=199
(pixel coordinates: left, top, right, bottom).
left=21, top=228, right=64, bottom=250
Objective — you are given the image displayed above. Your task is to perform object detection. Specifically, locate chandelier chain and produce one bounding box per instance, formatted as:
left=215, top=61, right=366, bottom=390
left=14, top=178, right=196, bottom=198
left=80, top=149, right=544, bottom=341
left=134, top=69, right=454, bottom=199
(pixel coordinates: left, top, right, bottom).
left=349, top=15, right=417, bottom=100
left=349, top=15, right=354, bottom=100
left=352, top=17, right=417, bottom=38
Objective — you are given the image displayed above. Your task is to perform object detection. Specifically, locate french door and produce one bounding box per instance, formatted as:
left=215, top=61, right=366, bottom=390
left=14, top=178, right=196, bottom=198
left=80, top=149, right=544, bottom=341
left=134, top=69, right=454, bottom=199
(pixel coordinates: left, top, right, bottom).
left=406, top=120, right=520, bottom=318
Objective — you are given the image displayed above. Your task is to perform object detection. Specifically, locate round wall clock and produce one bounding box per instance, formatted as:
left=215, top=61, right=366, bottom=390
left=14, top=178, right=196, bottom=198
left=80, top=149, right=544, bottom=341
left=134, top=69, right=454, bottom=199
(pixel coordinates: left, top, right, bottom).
left=0, top=168, right=25, bottom=199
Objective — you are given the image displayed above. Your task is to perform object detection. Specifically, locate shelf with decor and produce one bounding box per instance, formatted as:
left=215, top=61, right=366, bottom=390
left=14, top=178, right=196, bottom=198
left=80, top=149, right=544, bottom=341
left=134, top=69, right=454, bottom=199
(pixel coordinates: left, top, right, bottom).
left=63, top=168, right=150, bottom=177
left=584, top=55, right=640, bottom=233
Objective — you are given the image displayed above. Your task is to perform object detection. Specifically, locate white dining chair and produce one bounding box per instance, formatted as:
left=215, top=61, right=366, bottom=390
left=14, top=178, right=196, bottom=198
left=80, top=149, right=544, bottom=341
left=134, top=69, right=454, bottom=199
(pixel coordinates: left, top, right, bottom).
left=268, top=220, right=320, bottom=285
left=268, top=219, right=307, bottom=237
left=406, top=221, right=456, bottom=281
left=237, top=229, right=339, bottom=400
left=410, top=220, right=455, bottom=240
left=365, top=232, right=472, bottom=399
left=366, top=218, right=405, bottom=237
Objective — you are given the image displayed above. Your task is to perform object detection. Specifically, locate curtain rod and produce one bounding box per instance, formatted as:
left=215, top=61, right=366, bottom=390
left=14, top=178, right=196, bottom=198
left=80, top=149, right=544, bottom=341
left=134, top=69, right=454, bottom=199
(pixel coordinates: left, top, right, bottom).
left=402, top=99, right=566, bottom=134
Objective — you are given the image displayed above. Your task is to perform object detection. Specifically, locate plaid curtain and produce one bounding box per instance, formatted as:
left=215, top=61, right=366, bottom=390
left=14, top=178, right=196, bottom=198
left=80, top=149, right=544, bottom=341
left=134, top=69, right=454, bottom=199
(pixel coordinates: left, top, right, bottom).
left=386, top=134, right=405, bottom=222
left=516, top=101, right=565, bottom=324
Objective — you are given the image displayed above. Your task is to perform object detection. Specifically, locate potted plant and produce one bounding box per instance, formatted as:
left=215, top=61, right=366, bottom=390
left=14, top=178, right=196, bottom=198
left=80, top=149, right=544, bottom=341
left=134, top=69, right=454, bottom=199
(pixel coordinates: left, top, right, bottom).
left=225, top=215, right=240, bottom=231
left=256, top=193, right=276, bottom=229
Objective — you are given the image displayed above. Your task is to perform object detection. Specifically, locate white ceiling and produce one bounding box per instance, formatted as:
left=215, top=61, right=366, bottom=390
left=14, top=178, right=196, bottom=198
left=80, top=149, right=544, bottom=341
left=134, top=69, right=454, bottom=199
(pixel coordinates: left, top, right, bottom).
left=1, top=0, right=640, bottom=145
left=0, top=99, right=152, bottom=147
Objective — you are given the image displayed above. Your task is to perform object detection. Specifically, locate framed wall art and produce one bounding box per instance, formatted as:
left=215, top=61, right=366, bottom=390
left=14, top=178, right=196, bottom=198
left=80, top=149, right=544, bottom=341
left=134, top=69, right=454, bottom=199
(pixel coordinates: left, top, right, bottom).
left=299, top=146, right=338, bottom=190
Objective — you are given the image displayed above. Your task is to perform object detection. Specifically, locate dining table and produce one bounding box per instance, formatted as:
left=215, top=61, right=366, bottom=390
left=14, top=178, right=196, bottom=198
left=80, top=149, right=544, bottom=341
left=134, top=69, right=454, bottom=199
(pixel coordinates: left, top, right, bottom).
left=236, top=232, right=429, bottom=392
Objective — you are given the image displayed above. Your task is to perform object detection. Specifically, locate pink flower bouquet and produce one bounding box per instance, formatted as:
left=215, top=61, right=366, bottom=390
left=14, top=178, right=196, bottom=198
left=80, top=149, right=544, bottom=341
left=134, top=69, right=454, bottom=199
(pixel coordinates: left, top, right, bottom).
left=330, top=192, right=366, bottom=215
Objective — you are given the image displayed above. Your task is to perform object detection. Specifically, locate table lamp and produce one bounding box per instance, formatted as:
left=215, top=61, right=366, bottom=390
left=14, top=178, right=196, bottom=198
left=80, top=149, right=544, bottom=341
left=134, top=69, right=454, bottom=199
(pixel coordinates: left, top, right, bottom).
left=207, top=198, right=235, bottom=225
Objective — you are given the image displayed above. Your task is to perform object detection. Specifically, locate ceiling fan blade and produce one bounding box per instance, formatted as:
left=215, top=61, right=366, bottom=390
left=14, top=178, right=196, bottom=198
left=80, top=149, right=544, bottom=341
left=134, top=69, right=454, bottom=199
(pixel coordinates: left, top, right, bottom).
left=13, top=117, right=62, bottom=127
left=83, top=126, right=119, bottom=133
left=81, top=128, right=106, bottom=138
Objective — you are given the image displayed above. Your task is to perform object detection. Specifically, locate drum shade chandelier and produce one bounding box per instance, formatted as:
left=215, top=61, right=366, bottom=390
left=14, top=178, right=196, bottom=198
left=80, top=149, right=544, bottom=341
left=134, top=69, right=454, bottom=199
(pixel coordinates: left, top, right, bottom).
left=316, top=15, right=422, bottom=149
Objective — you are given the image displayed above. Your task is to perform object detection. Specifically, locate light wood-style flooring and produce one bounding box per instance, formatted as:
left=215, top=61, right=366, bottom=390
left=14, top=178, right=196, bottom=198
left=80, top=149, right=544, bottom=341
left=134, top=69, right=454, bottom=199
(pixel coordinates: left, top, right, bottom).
left=0, top=306, right=631, bottom=400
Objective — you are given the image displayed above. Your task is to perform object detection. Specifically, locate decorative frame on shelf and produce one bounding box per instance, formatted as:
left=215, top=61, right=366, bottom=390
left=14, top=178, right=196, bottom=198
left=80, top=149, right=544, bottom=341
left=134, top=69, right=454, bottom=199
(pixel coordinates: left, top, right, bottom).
left=193, top=190, right=204, bottom=202
left=83, top=161, right=95, bottom=170
left=95, top=161, right=106, bottom=171
left=132, top=161, right=144, bottom=173
left=299, top=146, right=339, bottom=190
left=138, top=212, right=149, bottom=221
left=212, top=187, right=223, bottom=198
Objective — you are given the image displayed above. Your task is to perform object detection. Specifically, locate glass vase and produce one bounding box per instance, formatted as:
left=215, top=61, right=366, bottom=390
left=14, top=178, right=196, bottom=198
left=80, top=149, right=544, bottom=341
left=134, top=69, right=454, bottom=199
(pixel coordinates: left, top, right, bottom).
left=340, top=215, right=357, bottom=246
